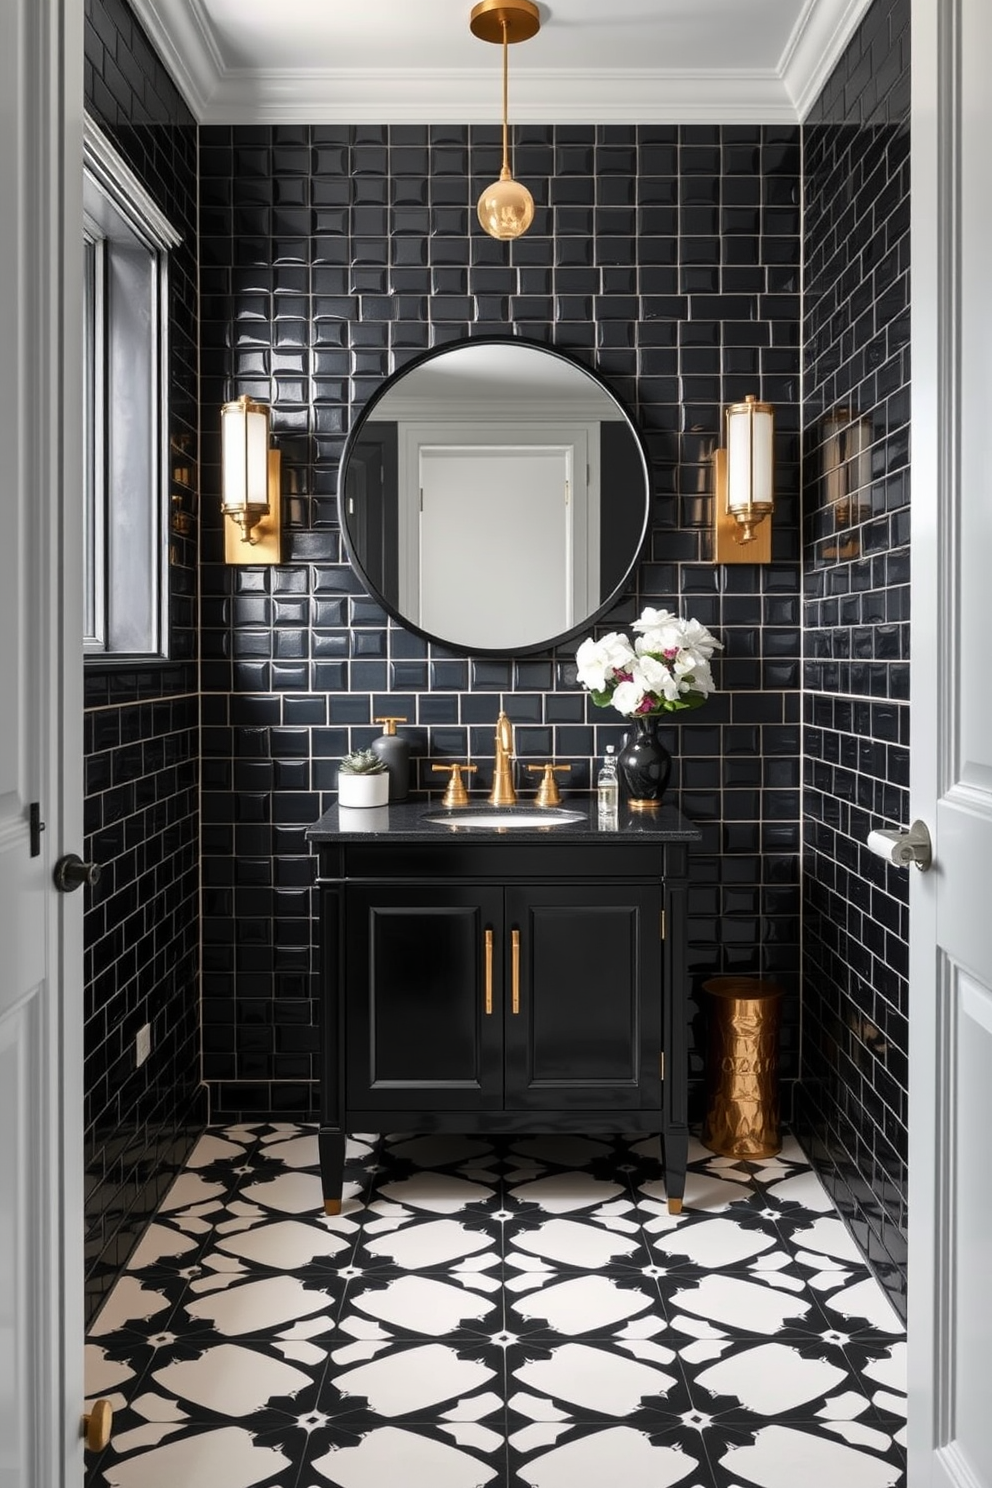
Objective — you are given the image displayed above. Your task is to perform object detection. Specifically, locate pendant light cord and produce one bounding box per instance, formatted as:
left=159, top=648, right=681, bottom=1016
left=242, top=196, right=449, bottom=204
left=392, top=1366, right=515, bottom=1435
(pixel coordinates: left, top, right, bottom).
left=501, top=18, right=511, bottom=180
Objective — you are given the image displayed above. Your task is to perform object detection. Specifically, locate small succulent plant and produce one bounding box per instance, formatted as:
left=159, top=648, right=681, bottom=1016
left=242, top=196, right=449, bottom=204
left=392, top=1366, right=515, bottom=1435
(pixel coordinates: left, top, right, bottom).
left=338, top=748, right=387, bottom=775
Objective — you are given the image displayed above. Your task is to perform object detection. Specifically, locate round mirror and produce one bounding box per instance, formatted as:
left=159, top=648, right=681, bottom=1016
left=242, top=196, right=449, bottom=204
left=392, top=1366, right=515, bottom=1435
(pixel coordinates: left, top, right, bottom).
left=340, top=336, right=651, bottom=656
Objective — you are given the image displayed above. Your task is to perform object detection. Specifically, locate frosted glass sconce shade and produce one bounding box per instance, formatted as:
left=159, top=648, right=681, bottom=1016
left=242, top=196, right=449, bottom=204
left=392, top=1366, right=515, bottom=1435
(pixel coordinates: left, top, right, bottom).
left=220, top=394, right=282, bottom=564
left=713, top=394, right=775, bottom=563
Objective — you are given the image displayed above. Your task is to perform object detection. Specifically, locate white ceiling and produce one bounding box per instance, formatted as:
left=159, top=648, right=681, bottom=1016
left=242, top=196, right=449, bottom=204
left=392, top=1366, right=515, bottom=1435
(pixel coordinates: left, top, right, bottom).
left=129, top=0, right=873, bottom=125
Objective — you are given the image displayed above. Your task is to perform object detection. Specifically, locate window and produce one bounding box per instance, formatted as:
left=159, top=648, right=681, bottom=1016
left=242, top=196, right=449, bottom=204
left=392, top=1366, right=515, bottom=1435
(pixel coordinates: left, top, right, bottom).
left=83, top=116, right=180, bottom=658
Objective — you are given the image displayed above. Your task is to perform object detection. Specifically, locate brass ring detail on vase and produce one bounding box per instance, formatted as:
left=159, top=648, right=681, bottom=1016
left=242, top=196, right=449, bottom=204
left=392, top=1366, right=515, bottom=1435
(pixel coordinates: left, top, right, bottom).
left=618, top=716, right=672, bottom=810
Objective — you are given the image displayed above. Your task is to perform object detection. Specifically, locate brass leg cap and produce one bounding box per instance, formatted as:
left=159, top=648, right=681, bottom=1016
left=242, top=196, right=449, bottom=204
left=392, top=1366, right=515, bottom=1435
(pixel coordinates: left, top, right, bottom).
left=323, top=1198, right=342, bottom=1216
left=667, top=1197, right=683, bottom=1215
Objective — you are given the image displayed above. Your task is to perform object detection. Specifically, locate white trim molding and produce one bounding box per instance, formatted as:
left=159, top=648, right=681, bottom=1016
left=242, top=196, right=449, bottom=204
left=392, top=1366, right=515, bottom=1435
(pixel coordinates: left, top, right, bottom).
left=782, top=0, right=875, bottom=119
left=128, top=0, right=872, bottom=125
left=83, top=114, right=182, bottom=249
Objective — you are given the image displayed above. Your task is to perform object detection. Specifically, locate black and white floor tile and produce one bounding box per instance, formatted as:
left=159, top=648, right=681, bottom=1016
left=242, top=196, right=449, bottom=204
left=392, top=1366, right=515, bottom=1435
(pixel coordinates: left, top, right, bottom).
left=85, top=1126, right=906, bottom=1488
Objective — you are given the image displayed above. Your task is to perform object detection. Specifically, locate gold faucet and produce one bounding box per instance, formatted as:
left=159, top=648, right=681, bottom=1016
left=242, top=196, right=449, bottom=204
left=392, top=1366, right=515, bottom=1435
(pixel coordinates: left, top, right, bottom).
left=488, top=711, right=516, bottom=806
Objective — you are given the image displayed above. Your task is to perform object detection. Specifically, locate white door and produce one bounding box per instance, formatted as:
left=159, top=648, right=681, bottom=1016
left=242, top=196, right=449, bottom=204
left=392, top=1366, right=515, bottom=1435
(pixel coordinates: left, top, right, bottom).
left=908, top=1, right=992, bottom=1483
left=0, top=1, right=84, bottom=1484
left=418, top=446, right=574, bottom=650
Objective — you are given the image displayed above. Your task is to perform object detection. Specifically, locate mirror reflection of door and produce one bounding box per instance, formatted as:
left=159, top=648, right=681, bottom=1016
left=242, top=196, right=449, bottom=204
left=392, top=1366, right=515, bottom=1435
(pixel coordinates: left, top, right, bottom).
left=341, top=338, right=650, bottom=655
left=345, top=428, right=397, bottom=601
left=396, top=421, right=597, bottom=652
left=414, top=446, right=580, bottom=652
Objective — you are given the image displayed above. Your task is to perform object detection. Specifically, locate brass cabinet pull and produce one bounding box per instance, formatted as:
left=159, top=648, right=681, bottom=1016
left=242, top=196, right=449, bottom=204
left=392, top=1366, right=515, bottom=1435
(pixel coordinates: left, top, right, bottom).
left=511, top=928, right=520, bottom=1013
left=484, top=927, right=493, bottom=1014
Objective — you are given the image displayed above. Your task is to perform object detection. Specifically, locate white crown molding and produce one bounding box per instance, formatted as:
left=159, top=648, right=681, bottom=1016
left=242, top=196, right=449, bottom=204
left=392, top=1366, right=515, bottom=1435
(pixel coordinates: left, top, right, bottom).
left=781, top=0, right=876, bottom=119
left=127, top=0, right=224, bottom=119
left=128, top=0, right=867, bottom=126
left=197, top=68, right=798, bottom=126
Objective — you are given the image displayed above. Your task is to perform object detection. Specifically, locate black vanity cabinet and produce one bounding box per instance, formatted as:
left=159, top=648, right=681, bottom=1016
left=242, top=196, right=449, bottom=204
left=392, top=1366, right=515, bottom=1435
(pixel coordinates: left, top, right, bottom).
left=307, top=802, right=699, bottom=1215
left=344, top=879, right=661, bottom=1113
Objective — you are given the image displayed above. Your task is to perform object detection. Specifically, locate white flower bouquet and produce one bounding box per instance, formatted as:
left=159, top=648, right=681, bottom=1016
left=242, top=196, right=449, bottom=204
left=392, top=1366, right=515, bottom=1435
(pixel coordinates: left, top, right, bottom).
left=575, top=607, right=723, bottom=717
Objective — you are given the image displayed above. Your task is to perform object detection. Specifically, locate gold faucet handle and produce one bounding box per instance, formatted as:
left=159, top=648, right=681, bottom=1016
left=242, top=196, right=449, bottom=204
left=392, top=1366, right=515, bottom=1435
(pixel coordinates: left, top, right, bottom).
left=527, top=763, right=571, bottom=808
left=432, top=762, right=477, bottom=808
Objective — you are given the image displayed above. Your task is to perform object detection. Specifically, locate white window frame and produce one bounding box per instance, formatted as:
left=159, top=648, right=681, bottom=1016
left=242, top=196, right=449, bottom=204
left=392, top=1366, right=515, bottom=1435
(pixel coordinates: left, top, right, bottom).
left=82, top=114, right=180, bottom=659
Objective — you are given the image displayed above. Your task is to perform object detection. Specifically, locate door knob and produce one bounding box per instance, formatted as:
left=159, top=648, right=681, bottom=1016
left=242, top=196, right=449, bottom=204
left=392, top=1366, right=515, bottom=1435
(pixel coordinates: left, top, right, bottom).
left=53, top=853, right=101, bottom=892
left=83, top=1398, right=113, bottom=1451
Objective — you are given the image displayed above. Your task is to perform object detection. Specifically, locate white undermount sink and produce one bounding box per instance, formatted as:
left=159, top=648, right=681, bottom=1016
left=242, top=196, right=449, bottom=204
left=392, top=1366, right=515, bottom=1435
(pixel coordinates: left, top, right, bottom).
left=423, top=808, right=585, bottom=828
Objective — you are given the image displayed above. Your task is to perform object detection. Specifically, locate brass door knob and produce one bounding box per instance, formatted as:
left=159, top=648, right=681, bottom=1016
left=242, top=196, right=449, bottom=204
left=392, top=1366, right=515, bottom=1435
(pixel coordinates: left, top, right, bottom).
left=83, top=1398, right=113, bottom=1452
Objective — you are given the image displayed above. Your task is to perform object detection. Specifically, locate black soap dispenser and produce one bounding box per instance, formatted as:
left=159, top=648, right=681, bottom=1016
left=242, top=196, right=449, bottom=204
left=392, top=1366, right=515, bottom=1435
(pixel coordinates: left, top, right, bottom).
left=370, top=716, right=410, bottom=801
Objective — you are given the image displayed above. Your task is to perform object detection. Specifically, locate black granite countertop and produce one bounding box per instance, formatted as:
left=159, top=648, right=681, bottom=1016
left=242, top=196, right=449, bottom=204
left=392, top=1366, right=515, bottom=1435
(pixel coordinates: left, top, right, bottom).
left=306, top=795, right=700, bottom=844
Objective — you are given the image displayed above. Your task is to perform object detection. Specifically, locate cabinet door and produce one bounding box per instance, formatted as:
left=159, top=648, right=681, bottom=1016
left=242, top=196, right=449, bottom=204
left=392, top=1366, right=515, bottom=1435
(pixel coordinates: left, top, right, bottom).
left=504, top=884, right=662, bottom=1111
left=345, top=884, right=503, bottom=1110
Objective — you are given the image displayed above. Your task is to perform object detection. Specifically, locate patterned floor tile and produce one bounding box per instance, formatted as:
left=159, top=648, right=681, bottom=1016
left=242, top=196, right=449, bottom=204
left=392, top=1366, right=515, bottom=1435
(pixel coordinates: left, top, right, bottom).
left=706, top=1420, right=905, bottom=1486
left=322, top=1336, right=505, bottom=1417
left=89, top=1420, right=312, bottom=1488
left=678, top=1336, right=881, bottom=1425
left=505, top=1264, right=666, bottom=1339
left=85, top=1127, right=907, bottom=1488
left=840, top=1338, right=908, bottom=1425
left=508, top=1421, right=710, bottom=1487
left=338, top=1269, right=505, bottom=1341
left=171, top=1271, right=347, bottom=1344
left=299, top=1420, right=508, bottom=1488
left=353, top=1206, right=504, bottom=1270
left=505, top=1209, right=655, bottom=1273
left=506, top=1338, right=693, bottom=1424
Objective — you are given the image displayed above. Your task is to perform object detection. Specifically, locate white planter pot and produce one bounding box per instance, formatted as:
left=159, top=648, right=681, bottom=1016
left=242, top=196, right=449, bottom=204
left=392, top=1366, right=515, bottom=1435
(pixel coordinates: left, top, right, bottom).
left=337, top=771, right=389, bottom=808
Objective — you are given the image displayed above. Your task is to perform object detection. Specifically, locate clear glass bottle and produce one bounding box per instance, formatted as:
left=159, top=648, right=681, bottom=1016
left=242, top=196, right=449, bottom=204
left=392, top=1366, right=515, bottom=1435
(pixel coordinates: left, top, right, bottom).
left=597, top=745, right=619, bottom=818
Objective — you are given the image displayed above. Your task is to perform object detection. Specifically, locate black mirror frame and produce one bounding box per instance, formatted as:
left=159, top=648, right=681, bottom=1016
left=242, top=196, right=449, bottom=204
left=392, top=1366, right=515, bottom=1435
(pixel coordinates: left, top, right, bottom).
left=338, top=334, right=652, bottom=658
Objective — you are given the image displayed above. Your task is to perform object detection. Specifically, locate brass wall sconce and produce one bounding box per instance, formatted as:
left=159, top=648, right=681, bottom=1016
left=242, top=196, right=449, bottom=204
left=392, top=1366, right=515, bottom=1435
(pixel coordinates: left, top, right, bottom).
left=712, top=394, right=775, bottom=564
left=220, top=394, right=282, bottom=564
left=470, top=0, right=540, bottom=241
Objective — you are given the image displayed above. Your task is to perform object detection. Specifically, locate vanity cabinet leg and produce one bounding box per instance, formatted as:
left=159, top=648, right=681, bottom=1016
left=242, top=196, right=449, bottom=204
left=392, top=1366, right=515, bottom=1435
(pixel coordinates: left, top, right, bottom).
left=319, top=1129, right=346, bottom=1215
left=664, top=1128, right=688, bottom=1215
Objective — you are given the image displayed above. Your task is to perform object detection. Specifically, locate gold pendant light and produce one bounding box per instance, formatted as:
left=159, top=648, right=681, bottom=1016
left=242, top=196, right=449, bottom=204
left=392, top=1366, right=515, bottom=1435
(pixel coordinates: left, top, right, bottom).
left=470, top=0, right=540, bottom=240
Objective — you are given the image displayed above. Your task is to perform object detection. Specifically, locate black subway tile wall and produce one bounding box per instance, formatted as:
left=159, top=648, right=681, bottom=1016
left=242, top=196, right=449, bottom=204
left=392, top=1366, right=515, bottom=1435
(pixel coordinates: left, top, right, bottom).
left=798, top=0, right=911, bottom=1317
left=198, top=123, right=803, bottom=1123
left=83, top=0, right=203, bottom=1323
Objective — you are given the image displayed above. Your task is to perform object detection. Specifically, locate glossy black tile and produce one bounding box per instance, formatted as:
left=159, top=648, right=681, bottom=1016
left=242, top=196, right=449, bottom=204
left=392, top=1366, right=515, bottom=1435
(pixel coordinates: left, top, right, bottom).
left=83, top=0, right=201, bottom=1327
left=799, top=0, right=910, bottom=1322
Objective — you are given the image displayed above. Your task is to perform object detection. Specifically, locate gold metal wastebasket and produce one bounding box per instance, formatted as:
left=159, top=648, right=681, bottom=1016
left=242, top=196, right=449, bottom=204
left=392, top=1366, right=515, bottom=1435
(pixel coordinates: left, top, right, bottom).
left=701, top=976, right=783, bottom=1158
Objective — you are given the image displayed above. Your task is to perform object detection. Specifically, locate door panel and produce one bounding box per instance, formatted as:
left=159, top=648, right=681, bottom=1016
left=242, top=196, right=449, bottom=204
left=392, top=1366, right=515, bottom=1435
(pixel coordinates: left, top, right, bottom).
left=417, top=446, right=574, bottom=649
left=346, top=885, right=503, bottom=1110
left=504, top=885, right=662, bottom=1110
left=952, top=971, right=992, bottom=1487
left=909, top=0, right=992, bottom=1480
left=0, top=0, right=83, bottom=1479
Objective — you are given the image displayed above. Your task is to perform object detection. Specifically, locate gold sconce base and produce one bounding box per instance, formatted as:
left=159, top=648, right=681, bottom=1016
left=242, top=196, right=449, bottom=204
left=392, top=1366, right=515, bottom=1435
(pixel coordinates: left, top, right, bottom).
left=712, top=448, right=772, bottom=564
left=224, top=449, right=282, bottom=564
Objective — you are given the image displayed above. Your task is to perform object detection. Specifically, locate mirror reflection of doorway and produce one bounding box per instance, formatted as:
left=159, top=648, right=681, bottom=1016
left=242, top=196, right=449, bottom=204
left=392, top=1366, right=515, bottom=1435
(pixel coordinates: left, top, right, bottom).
left=341, top=337, right=649, bottom=655
left=414, top=445, right=581, bottom=651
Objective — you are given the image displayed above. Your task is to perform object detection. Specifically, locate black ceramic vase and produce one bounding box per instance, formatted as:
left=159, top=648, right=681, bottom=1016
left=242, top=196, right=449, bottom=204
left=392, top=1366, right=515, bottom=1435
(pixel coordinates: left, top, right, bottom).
left=617, top=715, right=672, bottom=809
